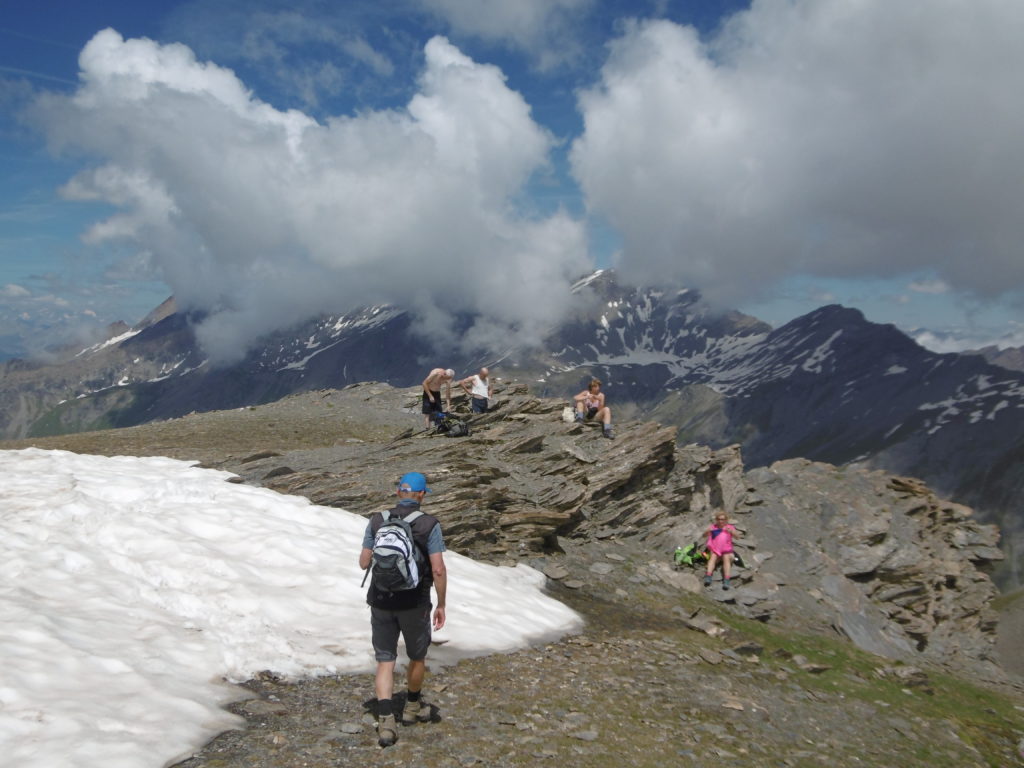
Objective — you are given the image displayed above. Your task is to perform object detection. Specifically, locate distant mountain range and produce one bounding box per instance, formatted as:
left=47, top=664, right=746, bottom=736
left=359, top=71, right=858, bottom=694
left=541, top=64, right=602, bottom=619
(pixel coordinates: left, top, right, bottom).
left=2, top=270, right=1022, bottom=586
left=965, top=344, right=1024, bottom=373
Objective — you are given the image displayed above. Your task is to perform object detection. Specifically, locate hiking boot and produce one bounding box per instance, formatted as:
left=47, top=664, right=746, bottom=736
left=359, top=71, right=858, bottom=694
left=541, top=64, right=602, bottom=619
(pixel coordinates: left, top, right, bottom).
left=722, top=577, right=731, bottom=590
left=574, top=411, right=584, bottom=423
left=602, top=427, right=614, bottom=439
left=703, top=574, right=712, bottom=587
left=377, top=714, right=398, bottom=747
left=401, top=697, right=431, bottom=724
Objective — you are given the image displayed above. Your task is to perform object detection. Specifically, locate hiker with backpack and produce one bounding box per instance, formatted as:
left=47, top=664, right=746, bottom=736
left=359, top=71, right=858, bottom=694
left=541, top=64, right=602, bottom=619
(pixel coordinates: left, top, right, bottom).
left=573, top=377, right=614, bottom=439
left=422, top=368, right=455, bottom=428
left=459, top=367, right=493, bottom=413
left=359, top=472, right=447, bottom=747
left=703, top=513, right=741, bottom=590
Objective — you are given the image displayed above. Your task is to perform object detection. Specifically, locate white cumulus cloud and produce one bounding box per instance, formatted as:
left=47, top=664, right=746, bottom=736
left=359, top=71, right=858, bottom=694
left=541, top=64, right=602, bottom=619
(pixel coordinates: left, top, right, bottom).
left=912, top=325, right=1024, bottom=354
left=571, top=0, right=1024, bottom=307
left=31, top=29, right=588, bottom=363
left=1, top=284, right=31, bottom=298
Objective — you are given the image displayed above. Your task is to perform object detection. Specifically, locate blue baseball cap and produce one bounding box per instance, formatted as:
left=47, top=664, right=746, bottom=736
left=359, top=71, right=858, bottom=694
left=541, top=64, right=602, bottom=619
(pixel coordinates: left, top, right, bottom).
left=397, top=472, right=431, bottom=493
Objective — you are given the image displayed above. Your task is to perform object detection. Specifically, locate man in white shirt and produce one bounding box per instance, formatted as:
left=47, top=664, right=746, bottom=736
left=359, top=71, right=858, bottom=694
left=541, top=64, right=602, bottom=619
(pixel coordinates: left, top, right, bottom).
left=459, top=367, right=493, bottom=413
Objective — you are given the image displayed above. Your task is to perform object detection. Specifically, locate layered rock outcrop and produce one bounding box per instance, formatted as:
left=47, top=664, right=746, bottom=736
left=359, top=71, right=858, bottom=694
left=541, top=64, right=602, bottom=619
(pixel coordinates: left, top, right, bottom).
left=222, top=383, right=1003, bottom=677
left=732, top=463, right=1002, bottom=674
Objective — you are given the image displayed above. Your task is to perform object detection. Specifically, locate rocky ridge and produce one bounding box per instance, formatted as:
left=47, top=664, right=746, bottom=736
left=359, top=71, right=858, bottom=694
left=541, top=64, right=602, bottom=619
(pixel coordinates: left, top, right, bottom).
left=171, top=383, right=1002, bottom=677
left=4, top=381, right=1021, bottom=766
left=967, top=344, right=1024, bottom=373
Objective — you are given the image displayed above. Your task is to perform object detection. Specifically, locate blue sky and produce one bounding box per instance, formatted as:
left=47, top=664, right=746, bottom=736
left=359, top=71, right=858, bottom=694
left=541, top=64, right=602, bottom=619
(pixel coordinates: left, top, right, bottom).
left=2, top=0, right=1023, bottom=360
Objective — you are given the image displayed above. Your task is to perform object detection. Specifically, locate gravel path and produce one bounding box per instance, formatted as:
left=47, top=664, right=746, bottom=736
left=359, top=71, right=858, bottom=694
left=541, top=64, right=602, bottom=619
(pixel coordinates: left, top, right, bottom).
left=169, top=566, right=1023, bottom=768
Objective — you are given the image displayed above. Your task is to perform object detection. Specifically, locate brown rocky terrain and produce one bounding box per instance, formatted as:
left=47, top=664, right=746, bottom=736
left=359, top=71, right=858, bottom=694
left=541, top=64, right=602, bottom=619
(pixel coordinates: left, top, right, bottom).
left=4, top=381, right=1022, bottom=766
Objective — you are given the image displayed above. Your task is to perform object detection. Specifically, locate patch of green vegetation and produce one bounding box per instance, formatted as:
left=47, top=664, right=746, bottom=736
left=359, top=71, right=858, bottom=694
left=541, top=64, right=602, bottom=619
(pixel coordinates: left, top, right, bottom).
left=588, top=578, right=1021, bottom=765
left=28, top=401, right=115, bottom=438
left=991, top=586, right=1024, bottom=612
left=688, top=599, right=1023, bottom=765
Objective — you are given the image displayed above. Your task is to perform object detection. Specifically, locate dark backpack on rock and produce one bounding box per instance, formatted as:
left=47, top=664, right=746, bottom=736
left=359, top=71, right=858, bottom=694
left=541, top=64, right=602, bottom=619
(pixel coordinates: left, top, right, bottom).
left=435, top=412, right=470, bottom=437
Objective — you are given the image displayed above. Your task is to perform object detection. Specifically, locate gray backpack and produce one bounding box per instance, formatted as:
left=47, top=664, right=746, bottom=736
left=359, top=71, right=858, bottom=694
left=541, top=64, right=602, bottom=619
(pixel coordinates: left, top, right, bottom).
left=365, top=510, right=425, bottom=593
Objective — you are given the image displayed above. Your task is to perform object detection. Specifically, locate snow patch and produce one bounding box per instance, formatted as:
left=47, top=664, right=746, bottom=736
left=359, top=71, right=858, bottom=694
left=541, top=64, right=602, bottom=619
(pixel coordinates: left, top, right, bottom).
left=570, top=269, right=605, bottom=293
left=0, top=449, right=581, bottom=768
left=76, top=329, right=142, bottom=357
left=800, top=330, right=843, bottom=374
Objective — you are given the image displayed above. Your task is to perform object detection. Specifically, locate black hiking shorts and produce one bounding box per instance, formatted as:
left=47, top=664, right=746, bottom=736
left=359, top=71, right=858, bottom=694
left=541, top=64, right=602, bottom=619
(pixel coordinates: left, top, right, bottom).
left=422, top=390, right=443, bottom=415
left=371, top=604, right=432, bottom=662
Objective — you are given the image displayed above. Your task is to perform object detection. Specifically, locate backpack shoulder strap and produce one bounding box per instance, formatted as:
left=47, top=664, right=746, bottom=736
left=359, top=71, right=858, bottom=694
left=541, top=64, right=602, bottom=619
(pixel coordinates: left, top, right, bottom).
left=381, top=509, right=392, bottom=522
left=404, top=510, right=424, bottom=524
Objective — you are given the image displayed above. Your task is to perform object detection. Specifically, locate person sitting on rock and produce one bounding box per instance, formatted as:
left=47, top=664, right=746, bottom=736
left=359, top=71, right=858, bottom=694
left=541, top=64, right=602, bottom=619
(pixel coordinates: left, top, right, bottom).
left=422, top=368, right=454, bottom=428
left=573, top=377, right=613, bottom=439
left=703, top=513, right=740, bottom=590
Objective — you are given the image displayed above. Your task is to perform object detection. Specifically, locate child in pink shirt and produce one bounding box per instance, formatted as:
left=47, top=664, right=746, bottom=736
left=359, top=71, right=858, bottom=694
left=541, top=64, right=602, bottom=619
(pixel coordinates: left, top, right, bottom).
left=703, top=513, right=740, bottom=590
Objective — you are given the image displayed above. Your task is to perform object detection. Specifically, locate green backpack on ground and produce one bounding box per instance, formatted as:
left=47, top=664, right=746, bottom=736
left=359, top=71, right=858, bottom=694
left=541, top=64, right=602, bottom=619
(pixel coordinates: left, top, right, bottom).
left=674, top=542, right=709, bottom=568
left=674, top=542, right=746, bottom=569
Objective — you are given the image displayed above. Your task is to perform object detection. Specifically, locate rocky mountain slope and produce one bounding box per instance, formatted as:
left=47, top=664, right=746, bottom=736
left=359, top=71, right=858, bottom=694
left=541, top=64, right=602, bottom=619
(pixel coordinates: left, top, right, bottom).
left=966, top=344, right=1024, bottom=373
left=4, top=383, right=1008, bottom=678
left=4, top=383, right=1021, bottom=766
left=3, top=271, right=1024, bottom=588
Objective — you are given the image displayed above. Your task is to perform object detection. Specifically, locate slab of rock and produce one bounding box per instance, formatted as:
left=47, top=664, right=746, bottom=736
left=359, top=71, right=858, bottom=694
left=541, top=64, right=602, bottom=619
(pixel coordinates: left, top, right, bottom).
left=700, top=649, right=724, bottom=665
left=543, top=564, right=570, bottom=580
left=682, top=615, right=725, bottom=637
left=241, top=450, right=281, bottom=463
left=731, top=641, right=765, bottom=657
left=263, top=466, right=295, bottom=480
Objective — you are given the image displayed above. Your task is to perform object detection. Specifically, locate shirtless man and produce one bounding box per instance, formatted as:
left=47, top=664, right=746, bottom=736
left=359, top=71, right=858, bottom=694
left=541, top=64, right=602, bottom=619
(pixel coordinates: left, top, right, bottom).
left=422, top=368, right=454, bottom=428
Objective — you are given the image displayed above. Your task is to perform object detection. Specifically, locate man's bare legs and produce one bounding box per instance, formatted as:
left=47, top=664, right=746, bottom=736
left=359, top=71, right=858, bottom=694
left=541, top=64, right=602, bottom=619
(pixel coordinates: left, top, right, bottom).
left=375, top=659, right=426, bottom=702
